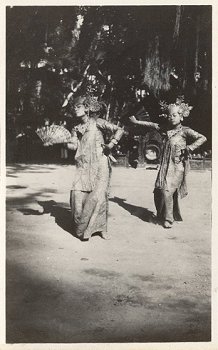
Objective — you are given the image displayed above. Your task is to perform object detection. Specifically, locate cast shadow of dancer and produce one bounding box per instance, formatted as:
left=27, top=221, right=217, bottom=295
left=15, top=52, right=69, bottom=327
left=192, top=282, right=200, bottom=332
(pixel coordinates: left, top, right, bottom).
left=109, top=196, right=155, bottom=223
left=18, top=200, right=77, bottom=238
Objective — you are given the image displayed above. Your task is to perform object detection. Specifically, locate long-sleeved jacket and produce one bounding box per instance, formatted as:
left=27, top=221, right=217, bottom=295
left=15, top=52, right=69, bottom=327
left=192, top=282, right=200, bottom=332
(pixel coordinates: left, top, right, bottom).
left=155, top=125, right=207, bottom=197
left=70, top=117, right=124, bottom=191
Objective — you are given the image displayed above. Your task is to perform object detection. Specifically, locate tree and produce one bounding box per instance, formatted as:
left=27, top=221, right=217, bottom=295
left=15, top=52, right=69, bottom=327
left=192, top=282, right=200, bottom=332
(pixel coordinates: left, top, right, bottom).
left=6, top=5, right=212, bottom=145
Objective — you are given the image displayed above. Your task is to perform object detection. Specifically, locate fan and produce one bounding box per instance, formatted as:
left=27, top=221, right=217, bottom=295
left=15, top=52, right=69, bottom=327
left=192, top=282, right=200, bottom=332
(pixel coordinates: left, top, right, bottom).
left=36, top=124, right=72, bottom=146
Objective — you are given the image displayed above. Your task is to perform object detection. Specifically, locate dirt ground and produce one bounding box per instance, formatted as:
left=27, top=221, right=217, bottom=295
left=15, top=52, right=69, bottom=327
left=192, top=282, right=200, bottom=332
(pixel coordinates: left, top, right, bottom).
left=6, top=163, right=211, bottom=344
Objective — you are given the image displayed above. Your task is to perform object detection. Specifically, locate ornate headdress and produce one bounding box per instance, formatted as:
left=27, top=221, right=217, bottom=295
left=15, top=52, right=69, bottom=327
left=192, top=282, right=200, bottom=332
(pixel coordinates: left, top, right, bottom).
left=68, top=94, right=103, bottom=113
left=159, top=96, right=193, bottom=118
left=82, top=95, right=102, bottom=112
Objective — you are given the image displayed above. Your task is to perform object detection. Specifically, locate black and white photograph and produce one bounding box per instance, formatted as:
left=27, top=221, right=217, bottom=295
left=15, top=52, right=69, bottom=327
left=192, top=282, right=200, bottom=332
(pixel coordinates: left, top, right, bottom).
left=2, top=2, right=216, bottom=348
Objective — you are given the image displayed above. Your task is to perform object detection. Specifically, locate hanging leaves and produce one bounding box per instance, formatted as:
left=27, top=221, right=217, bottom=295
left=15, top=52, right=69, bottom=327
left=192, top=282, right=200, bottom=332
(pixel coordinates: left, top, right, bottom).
left=143, top=36, right=171, bottom=96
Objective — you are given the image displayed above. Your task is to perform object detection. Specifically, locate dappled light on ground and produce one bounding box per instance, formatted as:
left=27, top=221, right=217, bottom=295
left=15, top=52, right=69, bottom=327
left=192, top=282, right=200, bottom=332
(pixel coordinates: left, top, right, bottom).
left=6, top=164, right=211, bottom=343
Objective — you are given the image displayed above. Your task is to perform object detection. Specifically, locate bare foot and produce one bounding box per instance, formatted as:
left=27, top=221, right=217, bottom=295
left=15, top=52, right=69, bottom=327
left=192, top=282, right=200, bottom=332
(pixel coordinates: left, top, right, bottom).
left=81, top=237, right=89, bottom=242
left=101, top=233, right=111, bottom=240
left=163, top=221, right=172, bottom=229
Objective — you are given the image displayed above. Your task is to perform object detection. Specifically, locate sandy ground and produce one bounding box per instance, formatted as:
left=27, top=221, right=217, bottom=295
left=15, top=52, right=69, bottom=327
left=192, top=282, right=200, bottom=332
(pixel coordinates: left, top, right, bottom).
left=6, top=163, right=211, bottom=343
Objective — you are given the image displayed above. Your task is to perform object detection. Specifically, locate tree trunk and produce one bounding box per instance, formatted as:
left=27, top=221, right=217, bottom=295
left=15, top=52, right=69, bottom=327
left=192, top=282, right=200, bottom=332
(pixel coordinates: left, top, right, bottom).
left=194, top=15, right=200, bottom=75
left=173, top=6, right=183, bottom=44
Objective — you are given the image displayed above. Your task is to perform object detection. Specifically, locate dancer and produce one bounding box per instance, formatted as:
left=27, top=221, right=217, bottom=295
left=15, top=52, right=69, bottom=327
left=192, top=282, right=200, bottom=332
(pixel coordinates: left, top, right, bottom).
left=130, top=96, right=207, bottom=228
left=67, top=94, right=124, bottom=241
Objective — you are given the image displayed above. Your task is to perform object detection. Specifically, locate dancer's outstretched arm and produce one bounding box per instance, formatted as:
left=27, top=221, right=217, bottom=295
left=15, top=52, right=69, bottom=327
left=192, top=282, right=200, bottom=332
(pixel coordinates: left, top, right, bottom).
left=129, top=116, right=160, bottom=130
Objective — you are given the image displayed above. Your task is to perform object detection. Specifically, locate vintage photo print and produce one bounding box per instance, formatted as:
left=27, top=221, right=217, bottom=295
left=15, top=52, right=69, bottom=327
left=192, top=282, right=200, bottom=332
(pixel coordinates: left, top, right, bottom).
left=1, top=1, right=217, bottom=350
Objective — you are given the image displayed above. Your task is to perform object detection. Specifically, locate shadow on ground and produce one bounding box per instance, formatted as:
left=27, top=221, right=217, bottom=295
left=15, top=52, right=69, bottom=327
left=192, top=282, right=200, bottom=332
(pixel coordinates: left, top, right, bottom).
left=6, top=163, right=64, bottom=177
left=110, top=196, right=154, bottom=222
left=6, top=260, right=211, bottom=343
left=18, top=200, right=77, bottom=238
left=6, top=189, right=56, bottom=208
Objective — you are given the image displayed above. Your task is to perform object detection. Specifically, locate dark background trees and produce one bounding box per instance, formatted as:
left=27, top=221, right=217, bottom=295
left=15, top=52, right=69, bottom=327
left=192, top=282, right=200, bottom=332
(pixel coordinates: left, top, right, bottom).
left=6, top=5, right=212, bottom=161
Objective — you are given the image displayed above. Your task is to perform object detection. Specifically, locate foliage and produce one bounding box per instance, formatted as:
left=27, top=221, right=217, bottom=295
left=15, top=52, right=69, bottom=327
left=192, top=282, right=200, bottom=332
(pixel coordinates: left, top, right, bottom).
left=6, top=5, right=211, bottom=144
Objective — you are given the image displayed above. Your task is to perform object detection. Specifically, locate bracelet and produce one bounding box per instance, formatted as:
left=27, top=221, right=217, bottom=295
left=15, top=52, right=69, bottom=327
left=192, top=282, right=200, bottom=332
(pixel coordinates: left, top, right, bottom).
left=110, top=139, right=118, bottom=145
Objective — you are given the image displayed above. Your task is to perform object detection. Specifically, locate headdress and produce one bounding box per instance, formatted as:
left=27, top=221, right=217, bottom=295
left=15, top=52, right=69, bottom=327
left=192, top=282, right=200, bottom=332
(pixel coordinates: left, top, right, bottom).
left=159, top=96, right=193, bottom=118
left=81, top=95, right=102, bottom=112
left=68, top=94, right=103, bottom=113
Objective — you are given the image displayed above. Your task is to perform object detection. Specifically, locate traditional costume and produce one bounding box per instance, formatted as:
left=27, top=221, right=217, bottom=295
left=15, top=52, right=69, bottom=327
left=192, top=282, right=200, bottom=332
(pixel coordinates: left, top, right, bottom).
left=154, top=97, right=207, bottom=226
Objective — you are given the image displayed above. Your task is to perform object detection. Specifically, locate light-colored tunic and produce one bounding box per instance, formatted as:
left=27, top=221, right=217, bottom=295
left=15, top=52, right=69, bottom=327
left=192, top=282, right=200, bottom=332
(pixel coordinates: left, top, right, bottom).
left=154, top=125, right=207, bottom=222
left=70, top=117, right=123, bottom=239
